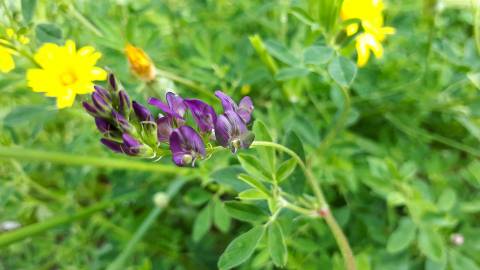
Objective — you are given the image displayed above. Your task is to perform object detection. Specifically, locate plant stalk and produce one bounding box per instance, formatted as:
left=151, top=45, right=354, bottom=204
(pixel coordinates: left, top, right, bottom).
left=251, top=141, right=356, bottom=270
left=0, top=146, right=185, bottom=174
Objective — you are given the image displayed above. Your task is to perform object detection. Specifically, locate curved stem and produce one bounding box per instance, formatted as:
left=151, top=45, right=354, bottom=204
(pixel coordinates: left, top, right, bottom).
left=317, top=86, right=351, bottom=153
left=251, top=141, right=356, bottom=270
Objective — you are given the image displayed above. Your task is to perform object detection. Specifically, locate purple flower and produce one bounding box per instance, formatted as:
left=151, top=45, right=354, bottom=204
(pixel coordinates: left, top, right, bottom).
left=83, top=101, right=99, bottom=116
left=169, top=125, right=206, bottom=167
left=112, top=110, right=133, bottom=132
left=132, top=101, right=153, bottom=122
left=157, top=116, right=174, bottom=142
left=101, top=138, right=123, bottom=153
left=108, top=73, right=118, bottom=91
left=184, top=99, right=217, bottom=133
left=148, top=92, right=187, bottom=120
left=215, top=110, right=255, bottom=153
left=121, top=133, right=142, bottom=156
left=215, top=91, right=254, bottom=123
left=92, top=91, right=111, bottom=113
left=118, top=90, right=131, bottom=117
left=95, top=117, right=116, bottom=134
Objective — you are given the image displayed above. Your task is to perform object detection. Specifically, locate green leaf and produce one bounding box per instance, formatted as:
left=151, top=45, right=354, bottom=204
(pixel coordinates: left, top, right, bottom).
left=268, top=221, right=288, bottom=267
left=418, top=228, right=445, bottom=262
left=213, top=200, right=231, bottom=233
left=275, top=67, right=310, bottom=81
left=276, top=158, right=297, bottom=183
left=387, top=217, right=416, bottom=253
left=253, top=120, right=275, bottom=173
left=328, top=56, right=357, bottom=88
left=264, top=40, right=300, bottom=66
left=237, top=154, right=272, bottom=182
left=192, top=203, right=212, bottom=242
left=304, top=46, right=334, bottom=65
left=281, top=131, right=306, bottom=195
left=449, top=250, right=480, bottom=270
left=237, top=174, right=271, bottom=196
left=289, top=7, right=319, bottom=29
left=21, top=0, right=37, bottom=23
left=467, top=72, right=480, bottom=89
left=437, top=188, right=457, bottom=212
left=426, top=259, right=446, bottom=270
left=238, top=189, right=269, bottom=201
left=224, top=201, right=268, bottom=223
left=35, top=23, right=63, bottom=44
left=218, top=226, right=266, bottom=270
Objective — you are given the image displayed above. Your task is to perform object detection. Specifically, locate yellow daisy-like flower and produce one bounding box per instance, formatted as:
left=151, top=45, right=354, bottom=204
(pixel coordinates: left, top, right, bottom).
left=0, top=43, right=15, bottom=73
left=341, top=0, right=395, bottom=67
left=27, top=40, right=107, bottom=109
left=125, top=44, right=156, bottom=82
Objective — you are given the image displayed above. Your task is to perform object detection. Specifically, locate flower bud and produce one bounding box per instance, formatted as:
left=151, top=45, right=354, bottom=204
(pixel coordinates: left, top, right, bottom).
left=118, top=90, right=131, bottom=117
left=125, top=44, right=156, bottom=82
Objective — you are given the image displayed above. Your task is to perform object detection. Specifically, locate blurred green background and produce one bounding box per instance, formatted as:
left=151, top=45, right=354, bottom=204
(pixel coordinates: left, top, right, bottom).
left=1, top=0, right=480, bottom=269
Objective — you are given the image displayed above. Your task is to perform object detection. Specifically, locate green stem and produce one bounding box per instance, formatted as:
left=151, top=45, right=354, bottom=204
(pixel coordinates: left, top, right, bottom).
left=69, top=5, right=103, bottom=37
left=251, top=141, right=356, bottom=270
left=0, top=193, right=136, bottom=247
left=252, top=141, right=327, bottom=207
left=317, top=86, right=351, bottom=153
left=155, top=68, right=216, bottom=101
left=0, top=146, right=186, bottom=174
left=107, top=178, right=186, bottom=270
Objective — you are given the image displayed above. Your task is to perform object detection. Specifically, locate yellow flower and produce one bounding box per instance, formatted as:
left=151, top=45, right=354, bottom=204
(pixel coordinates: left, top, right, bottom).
left=125, top=44, right=156, bottom=82
left=341, top=0, right=395, bottom=67
left=0, top=44, right=15, bottom=73
left=27, top=40, right=107, bottom=109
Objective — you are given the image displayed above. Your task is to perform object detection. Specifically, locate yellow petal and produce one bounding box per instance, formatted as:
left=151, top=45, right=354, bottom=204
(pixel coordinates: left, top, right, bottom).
left=6, top=28, right=15, bottom=38
left=346, top=23, right=359, bottom=36
left=90, top=67, right=107, bottom=81
left=56, top=90, right=76, bottom=109
left=356, top=34, right=371, bottom=67
left=0, top=48, right=15, bottom=73
left=65, top=40, right=76, bottom=55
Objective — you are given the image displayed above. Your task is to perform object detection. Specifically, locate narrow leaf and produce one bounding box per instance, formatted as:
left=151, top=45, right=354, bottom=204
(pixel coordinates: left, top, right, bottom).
left=192, top=203, right=212, bottom=242
left=35, top=23, right=63, bottom=44
left=328, top=56, right=357, bottom=88
left=21, top=0, right=37, bottom=23
left=268, top=221, right=288, bottom=267
left=275, top=67, right=310, bottom=81
left=418, top=229, right=445, bottom=262
left=276, top=158, right=298, bottom=183
left=224, top=201, right=268, bottom=223
left=237, top=174, right=271, bottom=196
left=237, top=154, right=272, bottom=182
left=214, top=200, right=231, bottom=233
left=218, top=226, right=266, bottom=270
left=264, top=40, right=301, bottom=66
left=238, top=189, right=269, bottom=201
left=253, top=120, right=276, bottom=173
left=304, top=46, right=334, bottom=65
left=387, top=217, right=416, bottom=253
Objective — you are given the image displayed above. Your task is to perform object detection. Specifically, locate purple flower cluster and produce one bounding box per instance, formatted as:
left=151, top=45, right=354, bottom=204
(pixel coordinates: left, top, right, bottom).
left=84, top=73, right=254, bottom=167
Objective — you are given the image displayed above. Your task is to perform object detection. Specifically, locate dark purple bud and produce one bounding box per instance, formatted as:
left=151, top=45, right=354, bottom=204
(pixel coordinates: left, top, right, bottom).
left=214, top=110, right=254, bottom=153
left=169, top=125, right=206, bottom=167
left=100, top=138, right=123, bottom=153
left=215, top=91, right=254, bottom=123
left=118, top=90, right=131, bottom=116
left=108, top=73, right=118, bottom=91
left=237, top=96, right=254, bottom=123
left=132, top=101, right=153, bottom=122
left=95, top=118, right=114, bottom=134
left=83, top=101, right=98, bottom=116
left=92, top=91, right=111, bottom=112
left=112, top=110, right=133, bottom=132
left=122, top=133, right=142, bottom=156
left=94, top=85, right=111, bottom=100
left=184, top=99, right=217, bottom=133
left=156, top=116, right=174, bottom=142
